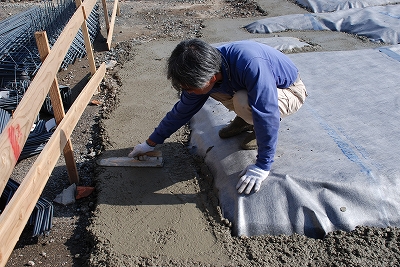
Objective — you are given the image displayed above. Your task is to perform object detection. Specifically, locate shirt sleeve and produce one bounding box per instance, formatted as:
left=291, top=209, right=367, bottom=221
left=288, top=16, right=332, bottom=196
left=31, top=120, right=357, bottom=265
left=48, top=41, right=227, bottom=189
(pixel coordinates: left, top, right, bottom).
left=244, top=57, right=280, bottom=171
left=149, top=91, right=209, bottom=144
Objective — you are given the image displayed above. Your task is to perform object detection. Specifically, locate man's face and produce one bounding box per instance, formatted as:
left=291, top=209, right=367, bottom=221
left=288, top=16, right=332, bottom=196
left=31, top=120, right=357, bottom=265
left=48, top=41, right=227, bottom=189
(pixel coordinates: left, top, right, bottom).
left=184, top=75, right=217, bottom=95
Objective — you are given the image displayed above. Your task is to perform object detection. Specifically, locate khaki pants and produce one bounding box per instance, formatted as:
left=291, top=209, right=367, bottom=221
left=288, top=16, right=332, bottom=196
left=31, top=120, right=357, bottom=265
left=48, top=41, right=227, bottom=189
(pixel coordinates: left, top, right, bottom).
left=211, top=75, right=307, bottom=125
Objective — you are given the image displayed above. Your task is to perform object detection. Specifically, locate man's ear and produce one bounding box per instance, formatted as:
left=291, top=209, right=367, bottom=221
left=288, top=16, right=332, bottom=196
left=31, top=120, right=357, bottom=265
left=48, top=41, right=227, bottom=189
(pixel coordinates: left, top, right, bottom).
left=210, top=75, right=217, bottom=83
left=210, top=73, right=221, bottom=83
left=211, top=72, right=222, bottom=83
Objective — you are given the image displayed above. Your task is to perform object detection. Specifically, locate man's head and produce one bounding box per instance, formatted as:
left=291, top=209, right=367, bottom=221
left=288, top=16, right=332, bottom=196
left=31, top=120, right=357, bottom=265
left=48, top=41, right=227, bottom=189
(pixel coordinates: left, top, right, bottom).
left=167, top=39, right=222, bottom=94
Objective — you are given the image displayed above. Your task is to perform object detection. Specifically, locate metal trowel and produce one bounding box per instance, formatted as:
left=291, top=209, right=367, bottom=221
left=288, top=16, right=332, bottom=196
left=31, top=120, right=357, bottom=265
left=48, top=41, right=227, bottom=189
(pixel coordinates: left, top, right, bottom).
left=96, top=150, right=164, bottom=167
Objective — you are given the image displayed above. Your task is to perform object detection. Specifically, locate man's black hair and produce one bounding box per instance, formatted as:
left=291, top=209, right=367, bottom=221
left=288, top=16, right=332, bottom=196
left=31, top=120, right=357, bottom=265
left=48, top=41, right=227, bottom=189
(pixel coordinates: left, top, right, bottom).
left=167, top=38, right=222, bottom=91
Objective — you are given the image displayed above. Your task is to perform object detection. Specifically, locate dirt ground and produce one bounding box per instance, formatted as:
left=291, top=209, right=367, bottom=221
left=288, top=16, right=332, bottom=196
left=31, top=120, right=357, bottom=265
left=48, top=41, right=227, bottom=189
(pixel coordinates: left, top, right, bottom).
left=2, top=0, right=400, bottom=266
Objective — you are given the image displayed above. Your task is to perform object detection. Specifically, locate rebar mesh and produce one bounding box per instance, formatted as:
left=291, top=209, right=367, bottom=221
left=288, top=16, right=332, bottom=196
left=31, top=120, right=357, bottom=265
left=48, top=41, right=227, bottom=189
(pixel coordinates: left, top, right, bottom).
left=0, top=0, right=100, bottom=92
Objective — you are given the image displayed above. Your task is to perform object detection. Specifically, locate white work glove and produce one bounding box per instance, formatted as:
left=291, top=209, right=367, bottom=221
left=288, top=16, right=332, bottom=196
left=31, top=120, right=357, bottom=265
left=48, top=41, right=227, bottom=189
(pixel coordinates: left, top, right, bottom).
left=236, top=164, right=270, bottom=194
left=128, top=141, right=155, bottom=158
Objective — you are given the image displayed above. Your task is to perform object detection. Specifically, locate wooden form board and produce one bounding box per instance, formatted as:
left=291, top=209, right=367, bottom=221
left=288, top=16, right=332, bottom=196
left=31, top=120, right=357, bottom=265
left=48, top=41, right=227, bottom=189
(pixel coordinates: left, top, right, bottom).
left=0, top=0, right=108, bottom=264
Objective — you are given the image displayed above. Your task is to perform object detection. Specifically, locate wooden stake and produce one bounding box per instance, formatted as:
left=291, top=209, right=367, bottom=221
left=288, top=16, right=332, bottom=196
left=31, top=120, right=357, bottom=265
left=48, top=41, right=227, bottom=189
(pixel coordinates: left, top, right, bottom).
left=74, top=0, right=96, bottom=76
left=75, top=0, right=98, bottom=93
left=35, top=31, right=79, bottom=185
left=102, top=0, right=110, bottom=33
left=106, top=0, right=119, bottom=50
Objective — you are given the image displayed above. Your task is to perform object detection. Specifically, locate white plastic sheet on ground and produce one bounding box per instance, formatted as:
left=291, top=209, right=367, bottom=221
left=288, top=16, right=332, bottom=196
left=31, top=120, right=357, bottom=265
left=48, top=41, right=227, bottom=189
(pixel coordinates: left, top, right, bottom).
left=245, top=5, right=400, bottom=45
left=189, top=43, right=400, bottom=238
left=213, top=37, right=312, bottom=51
left=295, top=0, right=399, bottom=13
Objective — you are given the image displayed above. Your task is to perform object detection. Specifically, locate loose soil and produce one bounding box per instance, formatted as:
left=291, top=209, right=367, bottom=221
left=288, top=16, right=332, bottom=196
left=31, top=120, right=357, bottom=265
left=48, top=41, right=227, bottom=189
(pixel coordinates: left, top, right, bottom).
left=2, top=0, right=399, bottom=266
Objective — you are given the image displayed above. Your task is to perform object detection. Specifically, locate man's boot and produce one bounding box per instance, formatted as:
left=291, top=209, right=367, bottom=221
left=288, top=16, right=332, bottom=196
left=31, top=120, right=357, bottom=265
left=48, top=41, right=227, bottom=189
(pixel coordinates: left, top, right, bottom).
left=219, top=116, right=253, bottom=139
left=240, top=131, right=257, bottom=150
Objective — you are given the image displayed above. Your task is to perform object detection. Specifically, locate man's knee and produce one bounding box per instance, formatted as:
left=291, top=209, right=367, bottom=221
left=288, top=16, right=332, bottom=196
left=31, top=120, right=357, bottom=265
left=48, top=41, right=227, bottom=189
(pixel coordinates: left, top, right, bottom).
left=233, top=90, right=253, bottom=124
left=278, top=79, right=307, bottom=117
left=210, top=92, right=234, bottom=110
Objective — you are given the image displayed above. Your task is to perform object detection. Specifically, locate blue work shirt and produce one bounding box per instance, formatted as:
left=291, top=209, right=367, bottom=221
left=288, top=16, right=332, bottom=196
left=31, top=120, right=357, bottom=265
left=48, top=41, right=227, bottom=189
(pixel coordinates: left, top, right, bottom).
left=149, top=40, right=299, bottom=170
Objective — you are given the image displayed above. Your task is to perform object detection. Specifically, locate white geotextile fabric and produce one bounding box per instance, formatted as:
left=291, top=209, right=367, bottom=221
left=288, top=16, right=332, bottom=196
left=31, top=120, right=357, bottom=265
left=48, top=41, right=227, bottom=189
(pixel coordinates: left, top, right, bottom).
left=189, top=44, right=400, bottom=238
left=245, top=5, right=400, bottom=45
left=295, top=0, right=399, bottom=13
left=213, top=37, right=312, bottom=51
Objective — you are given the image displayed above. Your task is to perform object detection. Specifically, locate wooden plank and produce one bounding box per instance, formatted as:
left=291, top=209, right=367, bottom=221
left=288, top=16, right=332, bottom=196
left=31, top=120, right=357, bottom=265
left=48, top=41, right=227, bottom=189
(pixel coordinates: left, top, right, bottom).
left=106, top=0, right=119, bottom=50
left=81, top=0, right=98, bottom=19
left=76, top=1, right=96, bottom=76
left=75, top=0, right=97, bottom=95
left=0, top=0, right=97, bottom=197
left=0, top=63, right=106, bottom=267
left=101, top=0, right=110, bottom=32
left=35, top=31, right=79, bottom=184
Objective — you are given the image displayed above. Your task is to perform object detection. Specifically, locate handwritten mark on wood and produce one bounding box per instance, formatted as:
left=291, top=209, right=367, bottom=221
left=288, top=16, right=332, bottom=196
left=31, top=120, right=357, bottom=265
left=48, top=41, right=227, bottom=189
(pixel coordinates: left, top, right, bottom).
left=8, top=125, right=22, bottom=161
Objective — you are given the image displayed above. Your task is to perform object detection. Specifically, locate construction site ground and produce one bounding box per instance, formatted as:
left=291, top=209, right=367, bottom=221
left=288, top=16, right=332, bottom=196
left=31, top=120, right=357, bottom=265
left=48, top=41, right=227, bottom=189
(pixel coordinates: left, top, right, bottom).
left=2, top=0, right=400, bottom=266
